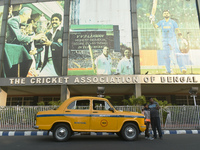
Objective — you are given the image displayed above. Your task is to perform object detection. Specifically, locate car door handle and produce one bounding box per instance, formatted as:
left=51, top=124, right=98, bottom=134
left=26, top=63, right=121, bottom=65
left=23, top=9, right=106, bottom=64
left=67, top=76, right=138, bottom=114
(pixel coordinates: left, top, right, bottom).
left=65, top=111, right=71, bottom=112
left=93, top=112, right=98, bottom=113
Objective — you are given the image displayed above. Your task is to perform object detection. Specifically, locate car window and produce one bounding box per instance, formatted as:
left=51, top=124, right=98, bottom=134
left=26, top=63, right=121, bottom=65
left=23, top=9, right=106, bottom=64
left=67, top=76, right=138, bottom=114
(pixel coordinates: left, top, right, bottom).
left=67, top=101, right=76, bottom=109
left=93, top=100, right=111, bottom=110
left=67, top=100, right=90, bottom=110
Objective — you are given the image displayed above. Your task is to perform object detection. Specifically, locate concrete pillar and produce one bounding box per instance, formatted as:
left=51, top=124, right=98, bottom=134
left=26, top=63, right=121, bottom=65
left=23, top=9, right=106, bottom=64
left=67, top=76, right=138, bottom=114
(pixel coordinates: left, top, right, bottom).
left=61, top=85, right=70, bottom=102
left=134, top=84, right=141, bottom=98
left=60, top=0, right=70, bottom=102
left=130, top=0, right=141, bottom=97
left=0, top=87, right=7, bottom=106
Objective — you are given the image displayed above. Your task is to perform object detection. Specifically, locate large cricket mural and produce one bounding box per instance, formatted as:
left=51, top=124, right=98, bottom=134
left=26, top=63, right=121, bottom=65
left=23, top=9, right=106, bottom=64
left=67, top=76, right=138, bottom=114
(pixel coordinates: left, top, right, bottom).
left=1, top=1, right=64, bottom=78
left=138, top=0, right=200, bottom=75
left=68, top=0, right=133, bottom=76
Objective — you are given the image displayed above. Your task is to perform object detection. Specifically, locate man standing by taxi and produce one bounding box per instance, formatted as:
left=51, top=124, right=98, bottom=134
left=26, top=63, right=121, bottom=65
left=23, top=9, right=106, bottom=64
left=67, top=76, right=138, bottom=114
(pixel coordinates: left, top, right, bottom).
left=148, top=98, right=163, bottom=139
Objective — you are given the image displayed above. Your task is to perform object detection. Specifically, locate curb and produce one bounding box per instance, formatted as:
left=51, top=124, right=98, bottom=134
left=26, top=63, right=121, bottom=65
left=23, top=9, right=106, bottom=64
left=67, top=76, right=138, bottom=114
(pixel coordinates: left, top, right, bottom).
left=0, top=130, right=200, bottom=136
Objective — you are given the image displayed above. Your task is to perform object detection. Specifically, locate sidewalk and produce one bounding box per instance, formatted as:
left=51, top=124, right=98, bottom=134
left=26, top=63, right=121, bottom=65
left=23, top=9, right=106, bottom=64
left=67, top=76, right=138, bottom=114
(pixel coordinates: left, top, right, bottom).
left=1, top=130, right=200, bottom=136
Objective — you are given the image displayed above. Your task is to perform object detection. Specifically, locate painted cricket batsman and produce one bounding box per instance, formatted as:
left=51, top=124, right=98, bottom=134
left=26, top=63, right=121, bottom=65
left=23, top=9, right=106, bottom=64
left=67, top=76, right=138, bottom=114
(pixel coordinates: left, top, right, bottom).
left=94, top=46, right=112, bottom=75
left=150, top=0, right=187, bottom=74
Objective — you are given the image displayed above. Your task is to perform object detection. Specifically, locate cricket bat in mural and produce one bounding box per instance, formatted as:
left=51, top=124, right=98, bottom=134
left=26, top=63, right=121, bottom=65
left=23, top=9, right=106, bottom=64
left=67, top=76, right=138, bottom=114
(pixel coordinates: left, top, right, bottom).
left=149, top=0, right=157, bottom=24
left=88, top=45, right=96, bottom=73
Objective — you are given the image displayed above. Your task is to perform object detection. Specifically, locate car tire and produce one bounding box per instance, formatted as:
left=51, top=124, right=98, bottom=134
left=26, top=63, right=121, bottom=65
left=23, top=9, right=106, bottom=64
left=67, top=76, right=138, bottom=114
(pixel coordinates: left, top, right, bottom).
left=53, top=123, right=71, bottom=142
left=116, top=132, right=122, bottom=138
left=121, top=123, right=139, bottom=141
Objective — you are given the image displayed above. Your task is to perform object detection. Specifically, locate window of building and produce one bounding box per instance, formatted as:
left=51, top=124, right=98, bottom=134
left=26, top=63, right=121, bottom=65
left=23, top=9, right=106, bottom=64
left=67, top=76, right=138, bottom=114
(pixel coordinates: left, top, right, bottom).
left=175, top=95, right=200, bottom=105
left=40, top=97, right=60, bottom=105
left=6, top=97, right=34, bottom=106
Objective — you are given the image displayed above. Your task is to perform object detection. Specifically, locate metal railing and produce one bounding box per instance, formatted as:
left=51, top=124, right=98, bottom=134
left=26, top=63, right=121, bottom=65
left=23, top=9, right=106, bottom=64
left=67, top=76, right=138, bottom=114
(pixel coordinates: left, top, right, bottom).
left=163, top=106, right=200, bottom=129
left=0, top=106, right=58, bottom=130
left=0, top=105, right=199, bottom=130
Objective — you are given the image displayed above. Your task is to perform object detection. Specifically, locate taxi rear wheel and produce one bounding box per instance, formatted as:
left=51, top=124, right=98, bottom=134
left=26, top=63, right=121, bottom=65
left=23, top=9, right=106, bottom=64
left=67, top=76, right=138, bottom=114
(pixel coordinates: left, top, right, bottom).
left=121, top=123, right=139, bottom=141
left=53, top=123, right=71, bottom=142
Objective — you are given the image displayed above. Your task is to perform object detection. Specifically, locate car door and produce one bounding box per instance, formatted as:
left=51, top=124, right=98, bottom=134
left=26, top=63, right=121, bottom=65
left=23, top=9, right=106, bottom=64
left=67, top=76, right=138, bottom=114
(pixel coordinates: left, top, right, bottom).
left=64, top=99, right=91, bottom=131
left=90, top=99, right=118, bottom=131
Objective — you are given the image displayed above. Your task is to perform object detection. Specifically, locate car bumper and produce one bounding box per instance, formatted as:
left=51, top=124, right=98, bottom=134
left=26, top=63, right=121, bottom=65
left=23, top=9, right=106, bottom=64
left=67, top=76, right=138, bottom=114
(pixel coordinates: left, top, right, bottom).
left=33, top=125, right=39, bottom=129
left=140, top=125, right=146, bottom=132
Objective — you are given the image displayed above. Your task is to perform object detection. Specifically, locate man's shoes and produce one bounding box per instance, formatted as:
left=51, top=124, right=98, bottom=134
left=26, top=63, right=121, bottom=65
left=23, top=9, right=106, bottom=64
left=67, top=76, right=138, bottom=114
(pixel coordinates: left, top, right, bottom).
left=145, top=137, right=148, bottom=140
left=148, top=137, right=154, bottom=140
left=159, top=137, right=163, bottom=140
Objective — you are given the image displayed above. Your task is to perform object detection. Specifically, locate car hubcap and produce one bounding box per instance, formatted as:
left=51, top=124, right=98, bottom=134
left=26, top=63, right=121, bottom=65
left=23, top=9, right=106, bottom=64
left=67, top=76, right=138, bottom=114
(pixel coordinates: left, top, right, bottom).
left=125, top=126, right=136, bottom=139
left=56, top=127, right=68, bottom=140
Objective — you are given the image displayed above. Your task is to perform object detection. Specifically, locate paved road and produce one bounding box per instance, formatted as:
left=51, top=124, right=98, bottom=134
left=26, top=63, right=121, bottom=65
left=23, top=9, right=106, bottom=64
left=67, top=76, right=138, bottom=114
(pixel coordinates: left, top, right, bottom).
left=1, top=134, right=200, bottom=150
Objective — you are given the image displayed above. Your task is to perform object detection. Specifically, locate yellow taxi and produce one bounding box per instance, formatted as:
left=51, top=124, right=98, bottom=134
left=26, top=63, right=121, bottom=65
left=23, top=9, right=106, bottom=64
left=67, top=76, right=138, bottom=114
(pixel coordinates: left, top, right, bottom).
left=34, top=96, right=146, bottom=142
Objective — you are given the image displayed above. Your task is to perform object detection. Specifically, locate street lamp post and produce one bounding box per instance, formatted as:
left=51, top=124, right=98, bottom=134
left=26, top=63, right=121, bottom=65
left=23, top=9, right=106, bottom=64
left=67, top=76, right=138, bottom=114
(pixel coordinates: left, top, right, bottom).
left=189, top=87, right=198, bottom=106
left=189, top=87, right=200, bottom=129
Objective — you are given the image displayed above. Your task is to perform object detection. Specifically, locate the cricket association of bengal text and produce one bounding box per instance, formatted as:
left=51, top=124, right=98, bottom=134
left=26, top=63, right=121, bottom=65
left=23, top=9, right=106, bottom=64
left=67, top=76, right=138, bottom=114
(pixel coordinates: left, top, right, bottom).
left=5, top=75, right=199, bottom=86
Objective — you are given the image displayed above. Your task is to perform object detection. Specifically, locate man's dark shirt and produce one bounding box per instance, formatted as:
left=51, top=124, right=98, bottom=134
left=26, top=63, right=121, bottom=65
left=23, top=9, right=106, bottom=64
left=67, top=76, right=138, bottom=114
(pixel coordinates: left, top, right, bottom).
left=148, top=101, right=159, bottom=118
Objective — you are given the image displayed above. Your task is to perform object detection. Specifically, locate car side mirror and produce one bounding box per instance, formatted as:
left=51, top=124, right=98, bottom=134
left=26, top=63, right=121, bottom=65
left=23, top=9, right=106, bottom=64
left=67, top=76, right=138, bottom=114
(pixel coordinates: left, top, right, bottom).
left=109, top=107, right=114, bottom=113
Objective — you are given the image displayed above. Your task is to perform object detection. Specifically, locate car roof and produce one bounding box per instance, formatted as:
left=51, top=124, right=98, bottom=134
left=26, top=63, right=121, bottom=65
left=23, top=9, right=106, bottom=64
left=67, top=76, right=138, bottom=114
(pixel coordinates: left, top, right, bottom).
left=58, top=96, right=109, bottom=110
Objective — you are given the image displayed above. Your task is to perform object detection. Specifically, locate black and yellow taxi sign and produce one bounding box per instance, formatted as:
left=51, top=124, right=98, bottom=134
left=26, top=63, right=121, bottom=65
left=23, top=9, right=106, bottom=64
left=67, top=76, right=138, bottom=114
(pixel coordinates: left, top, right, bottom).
left=100, top=119, right=108, bottom=127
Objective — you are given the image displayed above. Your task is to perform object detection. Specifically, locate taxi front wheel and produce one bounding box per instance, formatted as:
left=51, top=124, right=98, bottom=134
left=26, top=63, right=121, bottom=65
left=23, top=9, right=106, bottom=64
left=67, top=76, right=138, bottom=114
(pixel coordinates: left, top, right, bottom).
left=53, top=123, right=71, bottom=142
left=121, top=123, right=139, bottom=141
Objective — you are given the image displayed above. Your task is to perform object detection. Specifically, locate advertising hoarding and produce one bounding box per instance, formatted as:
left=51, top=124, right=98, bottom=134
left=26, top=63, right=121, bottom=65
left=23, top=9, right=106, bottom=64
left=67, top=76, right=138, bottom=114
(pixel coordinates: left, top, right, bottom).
left=68, top=0, right=133, bottom=76
left=69, top=25, right=116, bottom=51
left=0, top=5, right=4, bottom=35
left=138, top=0, right=200, bottom=75
left=1, top=0, right=133, bottom=78
left=2, top=1, right=64, bottom=78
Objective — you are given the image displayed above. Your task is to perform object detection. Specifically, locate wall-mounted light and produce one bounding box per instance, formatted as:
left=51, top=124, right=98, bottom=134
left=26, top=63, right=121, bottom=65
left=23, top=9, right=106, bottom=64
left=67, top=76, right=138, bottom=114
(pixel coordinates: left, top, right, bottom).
left=97, top=86, right=105, bottom=98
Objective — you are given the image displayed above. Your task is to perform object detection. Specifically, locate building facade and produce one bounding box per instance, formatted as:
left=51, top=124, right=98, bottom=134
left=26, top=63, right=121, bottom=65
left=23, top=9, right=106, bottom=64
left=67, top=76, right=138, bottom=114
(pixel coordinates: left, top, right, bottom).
left=0, top=0, right=200, bottom=106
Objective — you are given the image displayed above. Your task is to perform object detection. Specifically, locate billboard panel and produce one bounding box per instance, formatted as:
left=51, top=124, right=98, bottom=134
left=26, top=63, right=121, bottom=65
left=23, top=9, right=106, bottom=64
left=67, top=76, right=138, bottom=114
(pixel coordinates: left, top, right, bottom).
left=0, top=5, right=4, bottom=35
left=138, top=0, right=200, bottom=75
left=2, top=1, right=64, bottom=78
left=68, top=0, right=133, bottom=76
